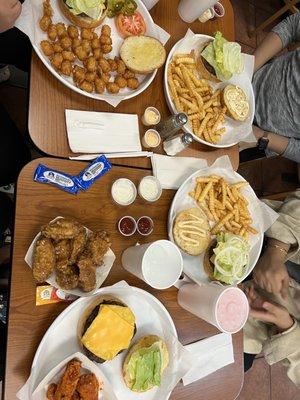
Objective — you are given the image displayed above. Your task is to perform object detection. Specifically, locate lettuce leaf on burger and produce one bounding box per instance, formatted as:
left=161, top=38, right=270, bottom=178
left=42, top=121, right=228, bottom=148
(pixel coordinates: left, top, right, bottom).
left=60, top=0, right=107, bottom=28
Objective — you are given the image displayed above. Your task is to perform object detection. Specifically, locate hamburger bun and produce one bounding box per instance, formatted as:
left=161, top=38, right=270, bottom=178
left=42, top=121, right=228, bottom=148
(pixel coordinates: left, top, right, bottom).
left=195, top=40, right=221, bottom=83
left=78, top=295, right=136, bottom=363
left=120, top=36, right=166, bottom=74
left=222, top=85, right=250, bottom=122
left=59, top=0, right=107, bottom=29
left=123, top=335, right=169, bottom=392
left=203, top=239, right=217, bottom=280
left=173, top=208, right=211, bottom=256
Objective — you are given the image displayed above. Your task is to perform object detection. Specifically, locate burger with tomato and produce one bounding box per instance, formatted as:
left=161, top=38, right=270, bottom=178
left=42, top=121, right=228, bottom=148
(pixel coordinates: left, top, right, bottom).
left=59, top=0, right=107, bottom=29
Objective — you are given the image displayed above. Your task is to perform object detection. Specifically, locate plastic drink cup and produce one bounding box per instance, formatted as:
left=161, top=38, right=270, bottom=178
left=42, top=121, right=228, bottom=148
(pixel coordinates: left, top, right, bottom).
left=122, top=239, right=183, bottom=289
left=141, top=0, right=159, bottom=10
left=178, top=0, right=217, bottom=23
left=178, top=282, right=249, bottom=333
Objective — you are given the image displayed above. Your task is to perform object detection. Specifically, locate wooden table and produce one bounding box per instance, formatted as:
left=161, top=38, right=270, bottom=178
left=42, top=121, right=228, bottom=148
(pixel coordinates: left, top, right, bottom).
left=28, top=0, right=239, bottom=170
left=5, top=158, right=243, bottom=399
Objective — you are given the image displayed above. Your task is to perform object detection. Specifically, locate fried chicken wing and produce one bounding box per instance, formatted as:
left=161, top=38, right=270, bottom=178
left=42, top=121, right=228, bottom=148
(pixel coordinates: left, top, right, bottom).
left=55, top=239, right=71, bottom=262
left=56, top=265, right=79, bottom=290
left=33, top=237, right=56, bottom=283
left=85, top=231, right=111, bottom=265
left=42, top=218, right=83, bottom=241
left=76, top=373, right=99, bottom=400
left=69, top=229, right=87, bottom=264
left=77, top=258, right=97, bottom=292
left=46, top=383, right=57, bottom=400
left=54, top=359, right=81, bottom=400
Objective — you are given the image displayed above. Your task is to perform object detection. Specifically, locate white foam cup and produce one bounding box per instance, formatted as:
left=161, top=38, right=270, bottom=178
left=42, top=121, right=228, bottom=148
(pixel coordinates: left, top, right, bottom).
left=178, top=282, right=249, bottom=333
left=122, top=239, right=183, bottom=289
left=178, top=0, right=217, bottom=23
left=141, top=0, right=159, bottom=10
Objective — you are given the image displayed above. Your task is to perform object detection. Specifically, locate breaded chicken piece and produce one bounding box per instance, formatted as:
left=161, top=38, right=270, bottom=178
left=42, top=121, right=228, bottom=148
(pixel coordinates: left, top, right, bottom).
left=55, top=239, right=71, bottom=262
left=54, top=359, right=81, bottom=400
left=46, top=383, right=57, bottom=400
left=84, top=231, right=111, bottom=265
left=56, top=265, right=79, bottom=290
left=77, top=258, right=97, bottom=292
left=69, top=228, right=87, bottom=264
left=76, top=373, right=99, bottom=400
left=42, top=218, right=83, bottom=241
left=71, top=392, right=81, bottom=400
left=33, top=237, right=56, bottom=283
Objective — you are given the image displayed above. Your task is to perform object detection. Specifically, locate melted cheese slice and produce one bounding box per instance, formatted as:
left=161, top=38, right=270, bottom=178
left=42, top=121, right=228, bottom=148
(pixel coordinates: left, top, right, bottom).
left=81, top=304, right=135, bottom=360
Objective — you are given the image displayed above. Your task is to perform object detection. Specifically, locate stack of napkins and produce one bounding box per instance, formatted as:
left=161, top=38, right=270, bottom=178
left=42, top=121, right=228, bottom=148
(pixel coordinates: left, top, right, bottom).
left=65, top=110, right=141, bottom=153
left=182, top=333, right=234, bottom=385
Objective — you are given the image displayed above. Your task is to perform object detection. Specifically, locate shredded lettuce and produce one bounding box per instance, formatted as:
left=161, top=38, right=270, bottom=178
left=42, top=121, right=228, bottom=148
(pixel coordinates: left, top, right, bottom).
left=66, top=0, right=106, bottom=19
left=201, top=31, right=244, bottom=81
left=212, top=233, right=250, bottom=284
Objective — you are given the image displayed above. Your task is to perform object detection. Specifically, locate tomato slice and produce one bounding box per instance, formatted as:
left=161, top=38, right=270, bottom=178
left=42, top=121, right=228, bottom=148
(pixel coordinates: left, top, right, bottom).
left=116, top=11, right=146, bottom=38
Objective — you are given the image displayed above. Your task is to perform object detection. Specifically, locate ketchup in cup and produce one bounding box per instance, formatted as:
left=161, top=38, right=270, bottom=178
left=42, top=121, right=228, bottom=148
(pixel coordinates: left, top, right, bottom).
left=213, top=2, right=225, bottom=17
left=137, top=216, right=154, bottom=236
left=118, top=216, right=137, bottom=237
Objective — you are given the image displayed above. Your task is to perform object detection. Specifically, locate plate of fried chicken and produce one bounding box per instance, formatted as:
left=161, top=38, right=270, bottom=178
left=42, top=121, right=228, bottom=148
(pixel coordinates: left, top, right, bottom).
left=25, top=217, right=116, bottom=297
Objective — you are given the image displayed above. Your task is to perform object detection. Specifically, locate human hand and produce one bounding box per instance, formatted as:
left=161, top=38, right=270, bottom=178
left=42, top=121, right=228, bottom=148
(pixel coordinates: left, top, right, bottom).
left=245, top=285, right=294, bottom=332
left=252, top=125, right=264, bottom=141
left=253, top=242, right=290, bottom=300
left=0, top=0, right=21, bottom=33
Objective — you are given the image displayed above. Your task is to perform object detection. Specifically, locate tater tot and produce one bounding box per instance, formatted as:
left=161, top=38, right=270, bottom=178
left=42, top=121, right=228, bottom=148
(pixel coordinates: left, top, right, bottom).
left=74, top=46, right=88, bottom=61
left=117, top=60, right=126, bottom=75
left=60, top=36, right=72, bottom=50
left=101, top=25, right=111, bottom=36
left=81, top=39, right=92, bottom=54
left=51, top=53, right=63, bottom=70
left=73, top=65, right=85, bottom=83
left=47, top=24, right=57, bottom=41
left=127, top=77, right=139, bottom=90
left=43, top=0, right=53, bottom=17
left=106, top=82, right=120, bottom=94
left=67, top=25, right=79, bottom=39
left=41, top=40, right=54, bottom=57
left=81, top=28, right=94, bottom=40
left=108, top=59, right=118, bottom=71
left=123, top=69, right=135, bottom=79
left=62, top=50, right=75, bottom=62
left=91, top=38, right=100, bottom=50
left=61, top=60, right=72, bottom=76
left=98, top=58, right=111, bottom=73
left=72, top=38, right=81, bottom=50
left=101, top=73, right=110, bottom=84
left=93, top=48, right=102, bottom=60
left=94, top=77, right=105, bottom=94
left=102, top=44, right=112, bottom=54
left=114, top=75, right=127, bottom=89
left=53, top=42, right=63, bottom=53
left=85, top=71, right=96, bottom=83
left=56, top=23, right=67, bottom=38
left=92, top=32, right=98, bottom=39
left=79, top=80, right=94, bottom=93
left=100, top=35, right=112, bottom=45
left=85, top=56, right=96, bottom=72
left=39, top=15, right=51, bottom=32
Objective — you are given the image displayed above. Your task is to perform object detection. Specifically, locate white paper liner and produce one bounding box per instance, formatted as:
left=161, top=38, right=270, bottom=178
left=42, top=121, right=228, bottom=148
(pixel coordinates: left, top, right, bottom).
left=168, top=156, right=279, bottom=285
left=164, top=29, right=256, bottom=147
left=15, top=0, right=170, bottom=107
left=25, top=217, right=116, bottom=297
left=17, top=281, right=192, bottom=400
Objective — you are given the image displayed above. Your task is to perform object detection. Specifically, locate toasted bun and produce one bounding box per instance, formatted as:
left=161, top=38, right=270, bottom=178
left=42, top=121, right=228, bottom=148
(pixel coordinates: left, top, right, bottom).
left=203, top=239, right=217, bottom=280
left=222, top=85, right=250, bottom=121
left=59, top=0, right=107, bottom=29
left=123, top=335, right=169, bottom=392
left=195, top=40, right=221, bottom=83
left=120, top=36, right=166, bottom=74
left=78, top=295, right=136, bottom=363
left=173, top=208, right=211, bottom=256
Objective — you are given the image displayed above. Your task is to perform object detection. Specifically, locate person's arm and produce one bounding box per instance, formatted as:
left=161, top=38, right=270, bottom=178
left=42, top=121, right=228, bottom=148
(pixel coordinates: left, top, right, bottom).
left=0, top=0, right=21, bottom=33
left=254, top=13, right=300, bottom=72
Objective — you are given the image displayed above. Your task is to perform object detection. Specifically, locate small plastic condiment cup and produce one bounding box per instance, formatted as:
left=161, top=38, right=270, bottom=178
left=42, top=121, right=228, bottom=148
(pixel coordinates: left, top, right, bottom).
left=137, top=216, right=154, bottom=236
left=138, top=176, right=162, bottom=203
left=141, top=107, right=161, bottom=126
left=141, top=129, right=161, bottom=149
left=118, top=216, right=137, bottom=237
left=213, top=2, right=225, bottom=18
left=111, top=178, right=137, bottom=206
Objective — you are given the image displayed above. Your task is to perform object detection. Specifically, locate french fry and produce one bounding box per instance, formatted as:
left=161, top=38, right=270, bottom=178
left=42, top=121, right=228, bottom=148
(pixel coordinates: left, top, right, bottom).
left=197, top=112, right=212, bottom=136
left=188, top=112, right=201, bottom=120
left=247, top=226, right=258, bottom=235
left=179, top=96, right=198, bottom=112
left=221, top=180, right=227, bottom=208
left=231, top=182, right=249, bottom=190
left=199, top=201, right=214, bottom=221
left=212, top=107, right=227, bottom=132
left=212, top=211, right=234, bottom=234
left=193, top=91, right=204, bottom=108
left=198, top=181, right=213, bottom=202
left=175, top=57, right=195, bottom=65
left=226, top=186, right=237, bottom=203
left=211, top=89, right=221, bottom=99
left=203, top=99, right=214, bottom=110
left=181, top=65, right=195, bottom=96
left=196, top=177, right=219, bottom=183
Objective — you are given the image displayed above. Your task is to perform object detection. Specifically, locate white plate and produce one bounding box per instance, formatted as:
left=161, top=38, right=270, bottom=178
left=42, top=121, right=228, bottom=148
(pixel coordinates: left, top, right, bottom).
left=164, top=34, right=255, bottom=148
left=28, top=283, right=181, bottom=400
left=168, top=168, right=263, bottom=285
left=33, top=0, right=158, bottom=103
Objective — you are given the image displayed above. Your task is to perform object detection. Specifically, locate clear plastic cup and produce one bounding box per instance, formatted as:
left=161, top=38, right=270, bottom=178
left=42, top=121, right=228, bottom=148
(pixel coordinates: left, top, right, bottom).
left=111, top=178, right=137, bottom=206
left=118, top=216, right=137, bottom=237
left=141, top=129, right=161, bottom=149
left=138, top=176, right=162, bottom=202
left=141, top=107, right=161, bottom=126
left=178, top=0, right=217, bottom=23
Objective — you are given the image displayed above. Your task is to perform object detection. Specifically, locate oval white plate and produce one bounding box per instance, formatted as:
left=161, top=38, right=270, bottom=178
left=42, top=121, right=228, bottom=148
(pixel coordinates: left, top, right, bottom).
left=164, top=34, right=255, bottom=148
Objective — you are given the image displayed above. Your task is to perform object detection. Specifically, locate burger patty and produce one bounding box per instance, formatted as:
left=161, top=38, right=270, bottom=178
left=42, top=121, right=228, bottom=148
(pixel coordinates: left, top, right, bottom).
left=201, top=56, right=217, bottom=76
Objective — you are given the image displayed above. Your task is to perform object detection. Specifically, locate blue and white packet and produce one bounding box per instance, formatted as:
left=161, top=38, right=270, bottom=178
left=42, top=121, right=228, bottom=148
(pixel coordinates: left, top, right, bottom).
left=74, top=155, right=112, bottom=191
left=34, top=164, right=79, bottom=194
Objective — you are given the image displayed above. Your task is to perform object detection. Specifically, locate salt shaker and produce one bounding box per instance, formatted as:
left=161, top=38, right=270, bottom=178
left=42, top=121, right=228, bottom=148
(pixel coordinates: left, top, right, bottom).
left=163, top=132, right=193, bottom=156
left=156, top=113, right=188, bottom=140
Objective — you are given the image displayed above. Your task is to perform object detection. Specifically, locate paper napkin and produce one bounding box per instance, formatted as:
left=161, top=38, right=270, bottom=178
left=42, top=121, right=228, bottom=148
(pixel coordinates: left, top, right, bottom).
left=151, top=154, right=208, bottom=189
left=182, top=333, right=234, bottom=386
left=65, top=109, right=141, bottom=153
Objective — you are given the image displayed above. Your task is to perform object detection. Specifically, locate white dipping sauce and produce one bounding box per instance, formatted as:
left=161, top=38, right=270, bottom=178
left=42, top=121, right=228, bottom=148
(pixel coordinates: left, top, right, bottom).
left=139, top=176, right=162, bottom=202
left=111, top=178, right=136, bottom=205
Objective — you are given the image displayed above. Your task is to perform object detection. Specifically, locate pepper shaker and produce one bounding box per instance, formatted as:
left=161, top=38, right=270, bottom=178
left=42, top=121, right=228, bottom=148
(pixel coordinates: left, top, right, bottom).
left=156, top=113, right=188, bottom=140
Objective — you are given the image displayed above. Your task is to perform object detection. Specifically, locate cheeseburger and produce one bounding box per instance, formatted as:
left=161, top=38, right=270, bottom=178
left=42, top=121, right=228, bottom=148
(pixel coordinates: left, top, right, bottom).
left=59, top=0, right=107, bottom=29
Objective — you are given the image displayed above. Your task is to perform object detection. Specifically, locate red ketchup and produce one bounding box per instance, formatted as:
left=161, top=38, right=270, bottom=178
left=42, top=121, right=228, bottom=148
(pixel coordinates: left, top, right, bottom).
left=137, top=216, right=154, bottom=236
left=214, top=4, right=222, bottom=15
left=118, top=216, right=136, bottom=236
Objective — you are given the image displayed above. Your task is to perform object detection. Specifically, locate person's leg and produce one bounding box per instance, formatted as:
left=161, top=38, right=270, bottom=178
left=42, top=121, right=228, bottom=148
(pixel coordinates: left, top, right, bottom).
left=0, top=104, right=31, bottom=187
left=244, top=353, right=256, bottom=372
left=0, top=27, right=31, bottom=73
